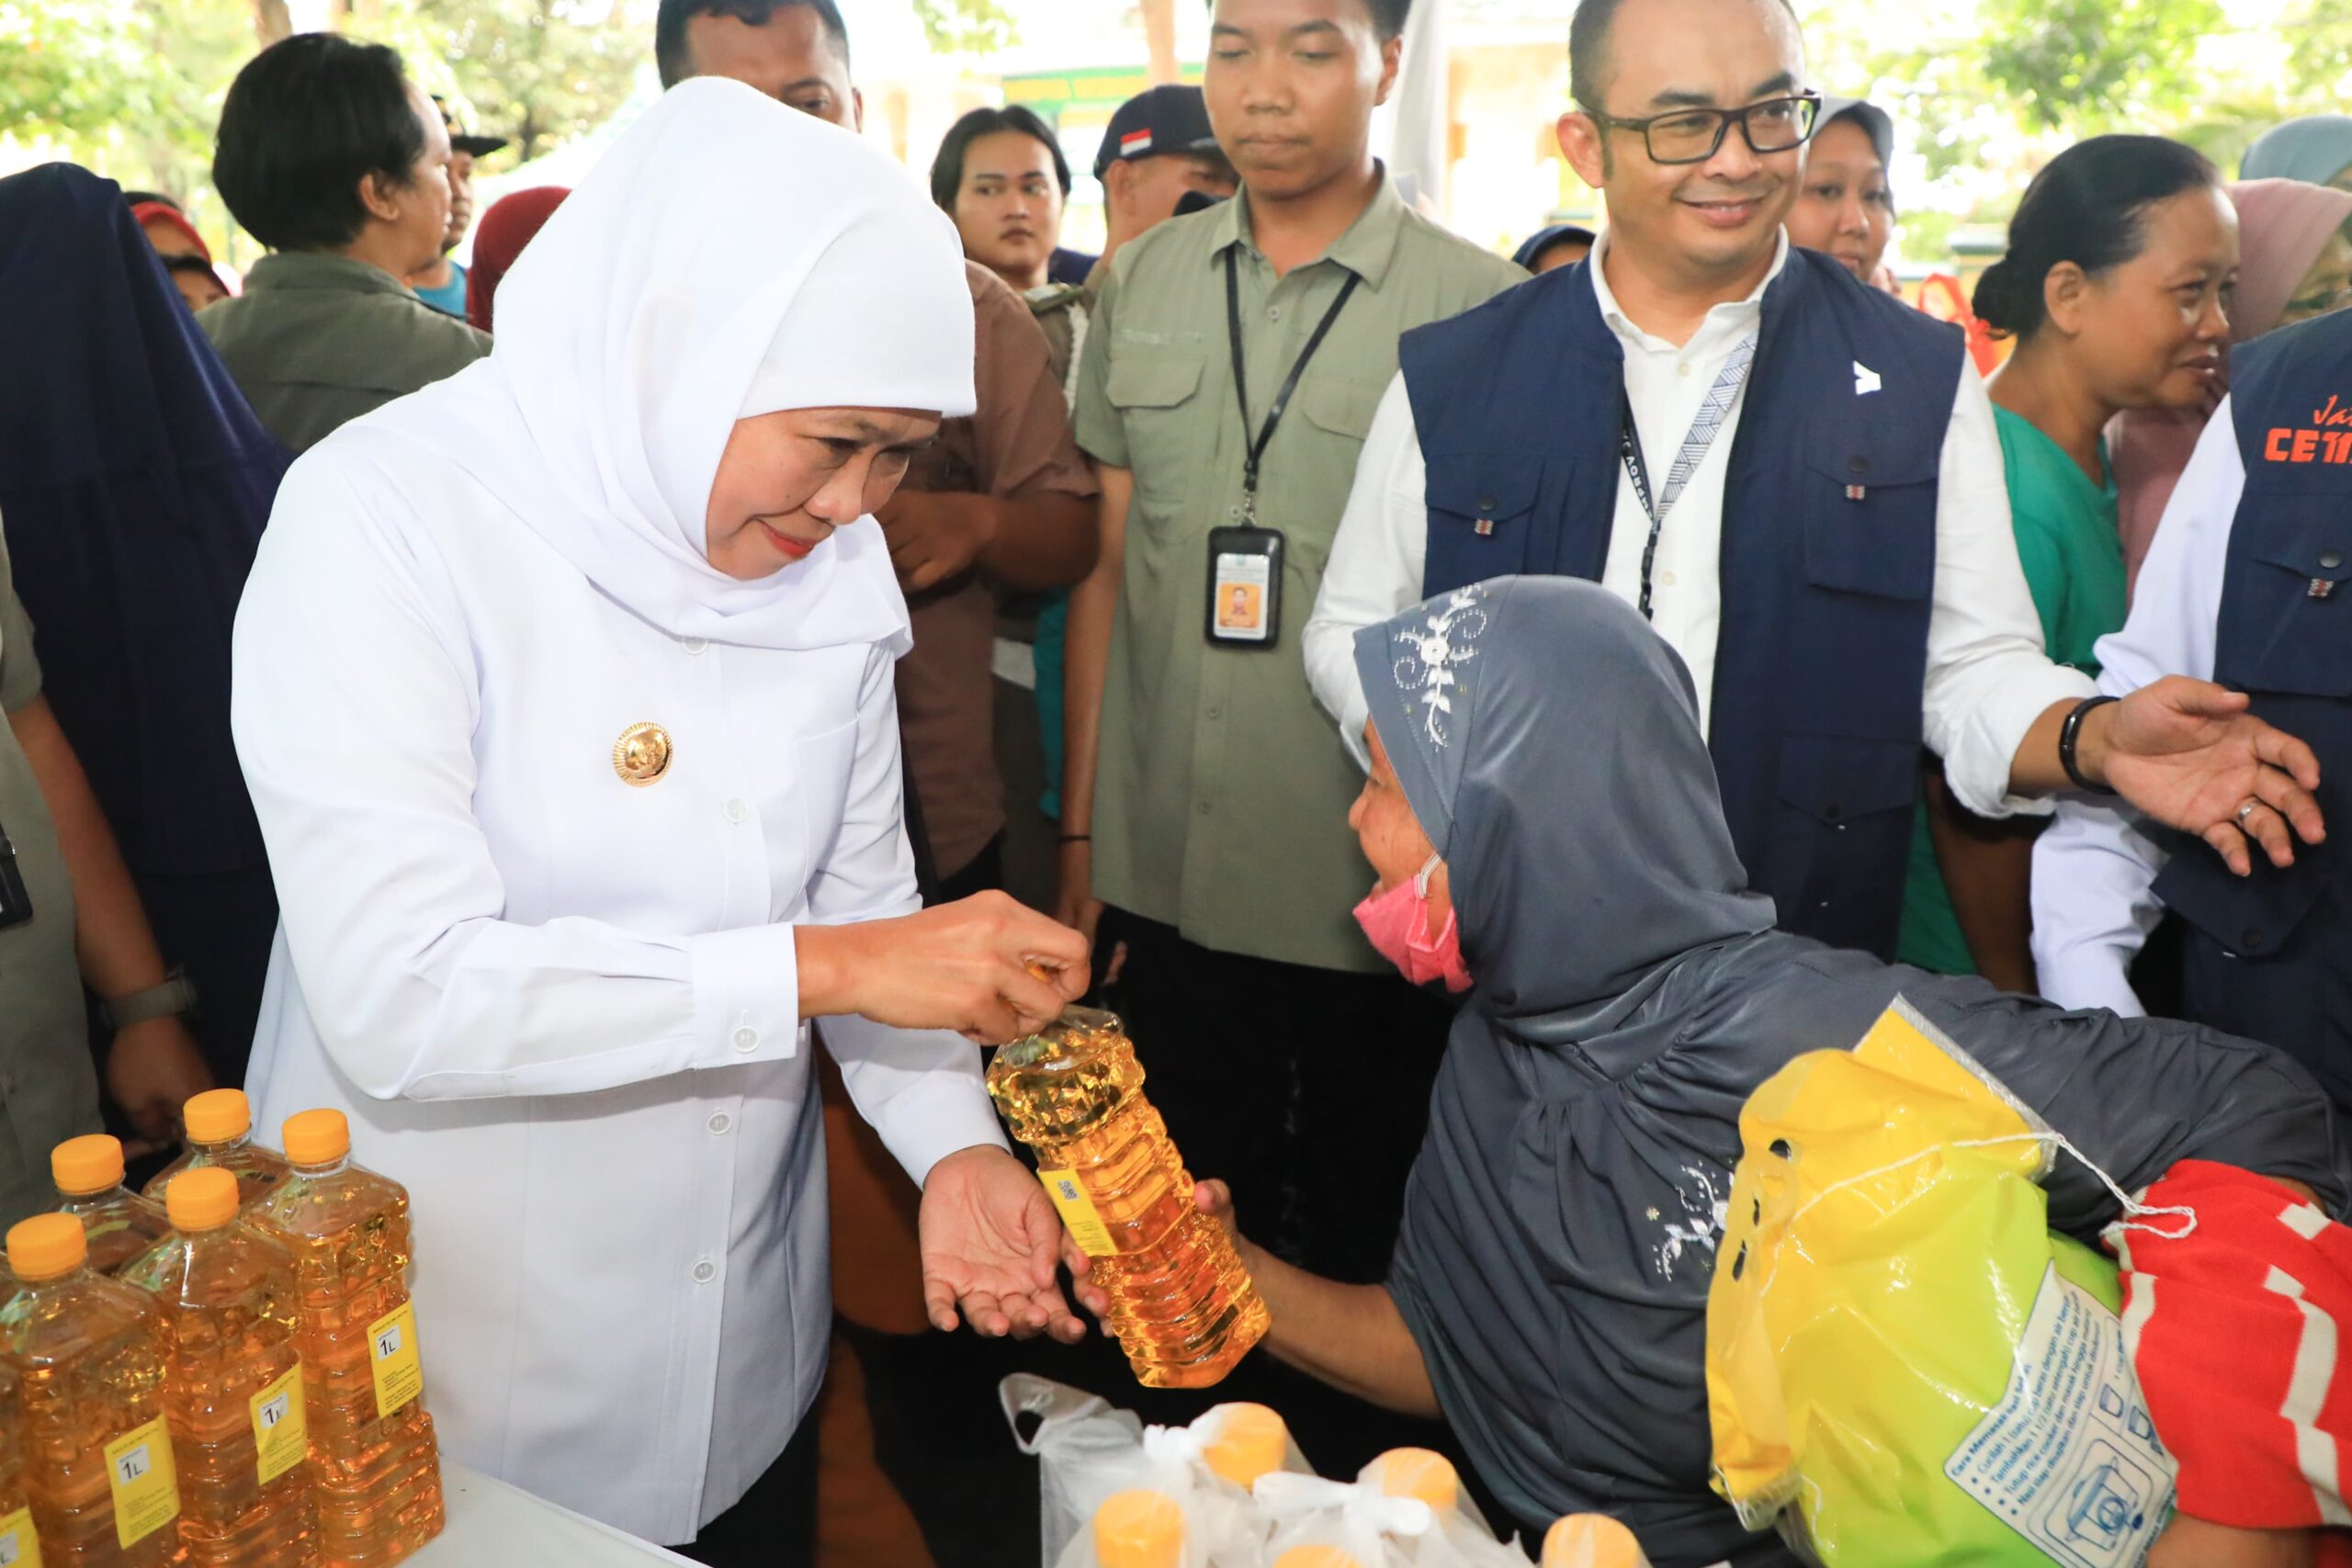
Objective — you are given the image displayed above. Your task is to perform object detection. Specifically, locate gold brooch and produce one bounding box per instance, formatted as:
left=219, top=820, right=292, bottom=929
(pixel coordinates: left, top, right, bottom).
left=613, top=722, right=673, bottom=786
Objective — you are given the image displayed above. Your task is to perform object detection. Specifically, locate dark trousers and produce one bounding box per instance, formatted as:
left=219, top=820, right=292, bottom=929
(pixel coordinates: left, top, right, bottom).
left=674, top=1412, right=819, bottom=1568
left=1095, top=905, right=1453, bottom=1284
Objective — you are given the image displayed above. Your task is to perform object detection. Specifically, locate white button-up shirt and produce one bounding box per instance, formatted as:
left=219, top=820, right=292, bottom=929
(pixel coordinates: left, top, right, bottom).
left=232, top=451, right=1008, bottom=1547
left=2032, top=400, right=2248, bottom=1013
left=1303, top=231, right=2093, bottom=818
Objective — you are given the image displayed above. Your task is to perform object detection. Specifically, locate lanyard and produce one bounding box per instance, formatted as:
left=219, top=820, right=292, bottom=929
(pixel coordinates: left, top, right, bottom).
left=1618, top=329, right=1758, bottom=619
left=1225, top=247, right=1361, bottom=526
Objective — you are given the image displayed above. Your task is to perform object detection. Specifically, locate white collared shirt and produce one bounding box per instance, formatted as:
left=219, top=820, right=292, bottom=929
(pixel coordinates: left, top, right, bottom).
left=2031, top=401, right=2245, bottom=1014
left=232, top=446, right=1007, bottom=1547
left=1303, top=231, right=2094, bottom=818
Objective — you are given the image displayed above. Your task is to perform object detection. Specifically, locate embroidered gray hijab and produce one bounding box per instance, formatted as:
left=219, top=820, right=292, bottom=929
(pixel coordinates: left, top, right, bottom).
left=1352, top=575, right=1775, bottom=1024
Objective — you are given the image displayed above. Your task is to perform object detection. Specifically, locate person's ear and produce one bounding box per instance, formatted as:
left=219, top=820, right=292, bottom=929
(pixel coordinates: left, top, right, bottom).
left=851, top=85, right=865, bottom=134
left=1373, top=33, right=1404, bottom=107
left=357, top=169, right=404, bottom=225
left=1558, top=108, right=1609, bottom=190
left=2042, top=260, right=2090, bottom=338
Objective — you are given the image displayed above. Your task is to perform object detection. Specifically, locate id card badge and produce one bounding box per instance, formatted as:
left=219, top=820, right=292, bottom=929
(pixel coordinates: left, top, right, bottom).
left=1206, top=526, right=1283, bottom=649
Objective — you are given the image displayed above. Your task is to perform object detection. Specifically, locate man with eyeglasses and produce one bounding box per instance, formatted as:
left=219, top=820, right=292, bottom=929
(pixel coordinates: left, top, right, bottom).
left=1308, top=0, right=2325, bottom=959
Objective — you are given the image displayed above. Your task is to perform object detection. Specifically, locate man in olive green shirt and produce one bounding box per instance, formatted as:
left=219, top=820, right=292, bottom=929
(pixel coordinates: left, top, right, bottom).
left=1062, top=0, right=1521, bottom=1286
left=201, top=33, right=490, bottom=453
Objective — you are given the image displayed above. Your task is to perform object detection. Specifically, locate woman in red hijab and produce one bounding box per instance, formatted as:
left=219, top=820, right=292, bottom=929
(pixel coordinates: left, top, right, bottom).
left=463, top=185, right=568, bottom=333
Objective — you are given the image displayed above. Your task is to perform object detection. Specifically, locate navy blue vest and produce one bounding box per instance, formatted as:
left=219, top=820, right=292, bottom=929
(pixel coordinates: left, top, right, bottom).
left=1402, top=249, right=1967, bottom=956
left=2152, top=310, right=2352, bottom=1104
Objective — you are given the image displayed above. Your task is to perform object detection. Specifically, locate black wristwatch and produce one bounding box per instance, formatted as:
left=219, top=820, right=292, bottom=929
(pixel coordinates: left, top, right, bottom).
left=2058, top=695, right=2120, bottom=795
left=101, top=969, right=200, bottom=1031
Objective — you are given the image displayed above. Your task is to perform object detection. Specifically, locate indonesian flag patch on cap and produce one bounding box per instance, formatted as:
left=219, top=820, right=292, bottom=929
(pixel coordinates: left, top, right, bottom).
left=1120, top=129, right=1154, bottom=157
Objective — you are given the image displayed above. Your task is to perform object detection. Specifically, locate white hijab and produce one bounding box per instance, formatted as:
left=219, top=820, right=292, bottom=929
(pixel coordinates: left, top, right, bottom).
left=361, top=77, right=977, bottom=651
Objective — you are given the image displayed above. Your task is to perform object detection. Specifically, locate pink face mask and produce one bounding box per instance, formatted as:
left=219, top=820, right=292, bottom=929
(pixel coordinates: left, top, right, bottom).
left=1353, top=853, right=1473, bottom=994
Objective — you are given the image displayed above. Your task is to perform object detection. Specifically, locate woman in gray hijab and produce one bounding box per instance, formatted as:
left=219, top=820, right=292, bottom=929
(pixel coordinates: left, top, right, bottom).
left=1180, top=576, right=2349, bottom=1566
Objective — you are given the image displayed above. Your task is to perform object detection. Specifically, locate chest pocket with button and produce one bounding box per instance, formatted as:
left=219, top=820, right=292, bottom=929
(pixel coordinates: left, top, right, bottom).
left=1103, top=354, right=1206, bottom=525
left=1423, top=453, right=1551, bottom=582
left=2156, top=489, right=2352, bottom=960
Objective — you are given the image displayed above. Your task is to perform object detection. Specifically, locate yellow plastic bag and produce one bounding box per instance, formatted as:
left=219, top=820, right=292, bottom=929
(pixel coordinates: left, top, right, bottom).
left=1707, top=999, right=2177, bottom=1565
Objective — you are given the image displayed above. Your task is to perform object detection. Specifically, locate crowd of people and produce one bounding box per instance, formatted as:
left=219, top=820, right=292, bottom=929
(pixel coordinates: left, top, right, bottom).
left=7, top=0, right=2352, bottom=1562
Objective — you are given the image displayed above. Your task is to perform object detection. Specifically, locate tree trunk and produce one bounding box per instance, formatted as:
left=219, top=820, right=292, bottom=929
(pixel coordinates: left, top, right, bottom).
left=1142, top=0, right=1178, bottom=85
left=253, top=0, right=293, bottom=46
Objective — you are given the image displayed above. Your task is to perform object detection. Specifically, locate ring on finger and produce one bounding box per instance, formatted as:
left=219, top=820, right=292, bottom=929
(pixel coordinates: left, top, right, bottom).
left=2237, top=799, right=2261, bottom=828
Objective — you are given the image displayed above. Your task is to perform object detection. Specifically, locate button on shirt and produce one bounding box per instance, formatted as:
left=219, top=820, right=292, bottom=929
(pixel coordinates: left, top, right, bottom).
left=1072, top=172, right=1524, bottom=972
left=232, top=446, right=1006, bottom=1546
left=2033, top=402, right=2246, bottom=1015
left=1305, top=231, right=2094, bottom=820
left=199, top=253, right=492, bottom=455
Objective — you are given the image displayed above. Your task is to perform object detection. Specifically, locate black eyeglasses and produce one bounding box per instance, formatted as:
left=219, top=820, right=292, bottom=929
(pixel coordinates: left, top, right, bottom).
left=1583, top=92, right=1822, bottom=165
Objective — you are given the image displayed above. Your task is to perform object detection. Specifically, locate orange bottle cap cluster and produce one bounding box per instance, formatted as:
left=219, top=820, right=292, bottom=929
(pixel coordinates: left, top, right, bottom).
left=1093, top=1488, right=1183, bottom=1568
left=1373, top=1448, right=1459, bottom=1512
left=8, top=1213, right=88, bottom=1280
left=1542, top=1514, right=1648, bottom=1568
left=183, top=1087, right=254, bottom=1145
left=166, top=1168, right=241, bottom=1232
left=281, top=1108, right=351, bottom=1166
left=1203, top=1402, right=1289, bottom=1486
left=51, top=1134, right=126, bottom=1196
left=1273, top=1550, right=1363, bottom=1568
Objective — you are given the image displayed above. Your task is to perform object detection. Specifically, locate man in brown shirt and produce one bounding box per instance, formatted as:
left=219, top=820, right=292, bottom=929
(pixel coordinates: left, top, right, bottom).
left=888, top=261, right=1099, bottom=896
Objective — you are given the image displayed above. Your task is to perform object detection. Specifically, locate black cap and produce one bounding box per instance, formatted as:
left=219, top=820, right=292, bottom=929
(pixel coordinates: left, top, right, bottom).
left=1094, top=84, right=1221, bottom=180
left=434, top=95, right=510, bottom=160
left=1511, top=222, right=1597, bottom=271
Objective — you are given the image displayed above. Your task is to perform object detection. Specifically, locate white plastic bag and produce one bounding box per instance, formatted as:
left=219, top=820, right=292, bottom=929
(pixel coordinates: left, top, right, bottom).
left=1353, top=1452, right=1523, bottom=1567
left=1003, top=1375, right=1311, bottom=1568
left=1256, top=1472, right=1434, bottom=1568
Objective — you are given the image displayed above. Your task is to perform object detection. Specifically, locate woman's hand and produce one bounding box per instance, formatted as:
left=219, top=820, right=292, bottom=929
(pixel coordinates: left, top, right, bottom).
left=919, top=1145, right=1089, bottom=1342
left=1193, top=1178, right=1261, bottom=1272
left=798, top=891, right=1089, bottom=1044
left=106, top=1016, right=216, bottom=1157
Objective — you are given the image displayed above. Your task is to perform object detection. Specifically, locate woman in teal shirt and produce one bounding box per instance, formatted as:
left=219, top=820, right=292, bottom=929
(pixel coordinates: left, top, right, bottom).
left=1898, top=136, right=2238, bottom=986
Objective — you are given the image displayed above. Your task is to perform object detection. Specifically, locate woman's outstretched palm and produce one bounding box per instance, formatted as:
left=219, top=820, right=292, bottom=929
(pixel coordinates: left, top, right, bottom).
left=918, top=1145, right=1091, bottom=1343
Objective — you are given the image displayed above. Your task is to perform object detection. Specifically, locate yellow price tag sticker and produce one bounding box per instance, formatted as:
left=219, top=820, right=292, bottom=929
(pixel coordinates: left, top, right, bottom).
left=368, top=1301, right=425, bottom=1420
left=1036, top=1168, right=1117, bottom=1258
left=249, top=1360, right=310, bottom=1486
left=103, top=1415, right=179, bottom=1549
left=0, top=1503, right=42, bottom=1567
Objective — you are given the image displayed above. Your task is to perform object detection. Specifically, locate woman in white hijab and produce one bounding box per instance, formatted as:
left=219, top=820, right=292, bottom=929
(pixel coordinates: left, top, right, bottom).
left=230, top=79, right=1091, bottom=1562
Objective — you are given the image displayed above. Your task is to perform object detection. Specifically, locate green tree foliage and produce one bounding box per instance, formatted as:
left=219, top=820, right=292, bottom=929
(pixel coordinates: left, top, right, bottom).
left=393, top=0, right=648, bottom=166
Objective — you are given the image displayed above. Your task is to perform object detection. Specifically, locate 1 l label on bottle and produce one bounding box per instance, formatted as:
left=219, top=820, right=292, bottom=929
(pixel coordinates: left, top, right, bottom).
left=1036, top=1168, right=1117, bottom=1258
left=0, top=1504, right=41, bottom=1567
left=103, top=1415, right=179, bottom=1547
left=249, top=1361, right=310, bottom=1485
left=368, top=1301, right=424, bottom=1418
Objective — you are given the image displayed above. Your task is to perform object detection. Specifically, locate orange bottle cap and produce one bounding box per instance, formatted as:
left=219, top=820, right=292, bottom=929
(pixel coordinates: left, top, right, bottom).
left=1093, top=1489, right=1182, bottom=1568
left=51, top=1134, right=126, bottom=1196
left=183, top=1088, right=253, bottom=1145
left=1202, top=1402, right=1288, bottom=1486
left=166, top=1168, right=240, bottom=1232
left=1373, top=1448, right=1458, bottom=1512
left=1542, top=1515, right=1647, bottom=1568
left=1273, top=1550, right=1363, bottom=1568
left=8, top=1213, right=87, bottom=1280
left=281, top=1108, right=351, bottom=1167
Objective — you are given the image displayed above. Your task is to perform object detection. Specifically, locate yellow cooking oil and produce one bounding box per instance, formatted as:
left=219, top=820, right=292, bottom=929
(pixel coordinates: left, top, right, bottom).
left=1, top=1213, right=183, bottom=1565
left=246, top=1113, right=441, bottom=1568
left=143, top=1095, right=288, bottom=1213
left=119, top=1170, right=317, bottom=1568
left=0, top=1357, right=40, bottom=1566
left=986, top=1007, right=1268, bottom=1388
left=53, top=1136, right=173, bottom=1279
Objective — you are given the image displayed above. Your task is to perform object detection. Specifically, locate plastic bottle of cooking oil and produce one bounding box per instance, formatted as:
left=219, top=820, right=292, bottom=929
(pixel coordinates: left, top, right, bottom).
left=0, top=1358, right=39, bottom=1567
left=0, top=1213, right=182, bottom=1565
left=1200, top=1403, right=1290, bottom=1490
left=986, top=1008, right=1268, bottom=1388
left=1541, top=1516, right=1649, bottom=1568
left=1368, top=1450, right=1460, bottom=1516
left=54, top=1136, right=173, bottom=1278
left=119, top=1170, right=317, bottom=1568
left=1091, top=1489, right=1183, bottom=1568
left=143, top=1094, right=288, bottom=1211
left=246, top=1111, right=441, bottom=1567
